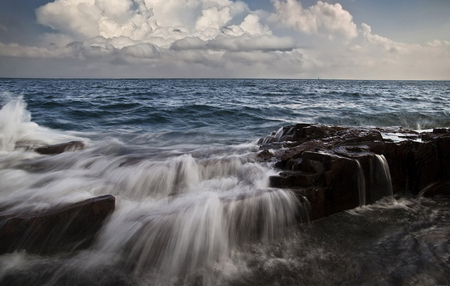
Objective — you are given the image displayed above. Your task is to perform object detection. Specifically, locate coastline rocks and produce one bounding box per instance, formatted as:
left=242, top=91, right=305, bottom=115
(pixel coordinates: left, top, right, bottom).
left=0, top=195, right=115, bottom=254
left=260, top=124, right=450, bottom=220
left=35, top=141, right=85, bottom=155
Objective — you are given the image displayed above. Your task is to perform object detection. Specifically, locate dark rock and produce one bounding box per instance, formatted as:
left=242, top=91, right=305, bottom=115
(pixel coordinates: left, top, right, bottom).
left=256, top=150, right=274, bottom=161
left=261, top=123, right=450, bottom=221
left=35, top=141, right=85, bottom=155
left=0, top=195, right=115, bottom=254
left=437, top=135, right=450, bottom=178
left=419, top=180, right=450, bottom=197
left=433, top=128, right=449, bottom=134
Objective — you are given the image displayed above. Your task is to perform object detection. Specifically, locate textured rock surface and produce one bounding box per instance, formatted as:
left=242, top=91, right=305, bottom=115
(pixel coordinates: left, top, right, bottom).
left=260, top=124, right=450, bottom=220
left=0, top=195, right=115, bottom=254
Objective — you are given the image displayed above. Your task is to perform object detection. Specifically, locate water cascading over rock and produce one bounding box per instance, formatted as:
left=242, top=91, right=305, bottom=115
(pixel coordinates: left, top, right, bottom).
left=259, top=123, right=450, bottom=220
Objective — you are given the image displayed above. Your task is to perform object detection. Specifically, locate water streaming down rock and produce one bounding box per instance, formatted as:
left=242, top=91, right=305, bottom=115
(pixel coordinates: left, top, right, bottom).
left=92, top=188, right=300, bottom=281
left=85, top=152, right=303, bottom=281
left=355, top=160, right=366, bottom=207
left=373, top=154, right=394, bottom=201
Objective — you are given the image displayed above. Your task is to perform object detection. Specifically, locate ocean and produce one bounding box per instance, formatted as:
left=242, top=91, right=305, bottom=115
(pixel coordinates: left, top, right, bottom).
left=0, top=79, right=449, bottom=285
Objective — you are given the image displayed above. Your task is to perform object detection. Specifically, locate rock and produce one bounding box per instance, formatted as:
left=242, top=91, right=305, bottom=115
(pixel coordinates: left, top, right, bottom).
left=0, top=195, right=115, bottom=254
left=256, top=149, right=274, bottom=161
left=260, top=123, right=450, bottom=221
left=419, top=180, right=450, bottom=197
left=35, top=141, right=85, bottom=155
left=433, top=128, right=449, bottom=134
left=436, top=135, right=450, bottom=178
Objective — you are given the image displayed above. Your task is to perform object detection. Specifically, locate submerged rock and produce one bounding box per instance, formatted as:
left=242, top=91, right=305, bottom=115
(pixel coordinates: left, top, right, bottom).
left=35, top=141, right=85, bottom=155
left=260, top=124, right=450, bottom=220
left=0, top=195, right=115, bottom=254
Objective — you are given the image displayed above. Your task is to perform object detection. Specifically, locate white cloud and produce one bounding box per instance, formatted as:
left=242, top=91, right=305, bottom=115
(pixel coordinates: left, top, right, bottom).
left=36, top=0, right=102, bottom=39
left=427, top=39, right=450, bottom=48
left=271, top=0, right=358, bottom=39
left=195, top=6, right=233, bottom=31
left=360, top=23, right=413, bottom=53
left=15, top=0, right=297, bottom=67
left=35, top=0, right=251, bottom=43
left=239, top=14, right=271, bottom=35
left=1, top=0, right=449, bottom=79
left=225, top=14, right=272, bottom=36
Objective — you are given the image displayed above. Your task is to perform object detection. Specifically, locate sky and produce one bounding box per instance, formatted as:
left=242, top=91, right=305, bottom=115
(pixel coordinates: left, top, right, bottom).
left=0, top=0, right=449, bottom=79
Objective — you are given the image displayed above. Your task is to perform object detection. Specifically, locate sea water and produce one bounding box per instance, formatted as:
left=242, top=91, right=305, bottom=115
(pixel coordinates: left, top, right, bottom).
left=0, top=79, right=449, bottom=285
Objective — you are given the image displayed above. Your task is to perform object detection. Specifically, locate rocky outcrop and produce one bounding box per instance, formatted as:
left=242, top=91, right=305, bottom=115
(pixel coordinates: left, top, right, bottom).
left=259, top=124, right=450, bottom=220
left=0, top=195, right=115, bottom=254
left=35, top=141, right=85, bottom=155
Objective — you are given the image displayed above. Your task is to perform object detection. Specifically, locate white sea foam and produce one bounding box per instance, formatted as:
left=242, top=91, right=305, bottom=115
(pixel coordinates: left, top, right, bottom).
left=0, top=96, right=87, bottom=154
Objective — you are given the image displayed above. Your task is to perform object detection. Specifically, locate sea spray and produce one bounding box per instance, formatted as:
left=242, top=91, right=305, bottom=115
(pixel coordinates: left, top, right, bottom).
left=0, top=96, right=86, bottom=154
left=0, top=97, right=32, bottom=152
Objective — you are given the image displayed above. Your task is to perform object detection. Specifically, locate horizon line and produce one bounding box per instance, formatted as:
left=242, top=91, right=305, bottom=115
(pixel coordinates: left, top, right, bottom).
left=1, top=77, right=449, bottom=81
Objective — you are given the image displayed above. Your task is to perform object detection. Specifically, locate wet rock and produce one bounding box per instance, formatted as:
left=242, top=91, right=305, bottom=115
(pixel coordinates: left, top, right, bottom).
left=436, top=135, right=450, bottom=178
left=419, top=180, right=450, bottom=197
left=260, top=123, right=450, bottom=221
left=256, top=149, right=274, bottom=162
left=35, top=141, right=85, bottom=155
left=0, top=195, right=115, bottom=254
left=433, top=128, right=449, bottom=134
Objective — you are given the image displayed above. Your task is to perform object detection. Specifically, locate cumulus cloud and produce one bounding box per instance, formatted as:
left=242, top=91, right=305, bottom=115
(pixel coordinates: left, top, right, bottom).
left=35, top=0, right=251, bottom=43
left=1, top=0, right=449, bottom=79
left=271, top=0, right=358, bottom=39
left=9, top=0, right=298, bottom=68
left=360, top=23, right=413, bottom=53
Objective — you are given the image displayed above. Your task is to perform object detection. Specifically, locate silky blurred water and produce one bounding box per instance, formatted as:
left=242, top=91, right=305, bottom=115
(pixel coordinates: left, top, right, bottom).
left=0, top=79, right=449, bottom=285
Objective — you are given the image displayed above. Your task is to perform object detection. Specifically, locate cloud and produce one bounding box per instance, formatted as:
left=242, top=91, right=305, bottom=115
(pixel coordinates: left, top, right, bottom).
left=360, top=23, right=412, bottom=53
left=171, top=34, right=295, bottom=52
left=7, top=0, right=297, bottom=67
left=271, top=0, right=358, bottom=39
left=1, top=0, right=449, bottom=79
left=427, top=39, right=450, bottom=48
left=35, top=0, right=251, bottom=42
left=36, top=0, right=102, bottom=39
left=0, top=42, right=64, bottom=58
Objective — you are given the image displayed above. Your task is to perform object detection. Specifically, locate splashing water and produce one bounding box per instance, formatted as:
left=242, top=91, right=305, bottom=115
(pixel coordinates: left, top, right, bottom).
left=0, top=97, right=32, bottom=152
left=0, top=97, right=305, bottom=285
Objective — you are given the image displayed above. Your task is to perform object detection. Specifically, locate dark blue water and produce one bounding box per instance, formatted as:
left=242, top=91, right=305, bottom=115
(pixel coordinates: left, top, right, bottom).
left=1, top=79, right=449, bottom=146
left=0, top=79, right=449, bottom=286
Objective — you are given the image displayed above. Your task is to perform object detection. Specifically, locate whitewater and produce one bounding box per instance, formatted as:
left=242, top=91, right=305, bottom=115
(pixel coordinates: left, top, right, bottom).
left=0, top=79, right=449, bottom=285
